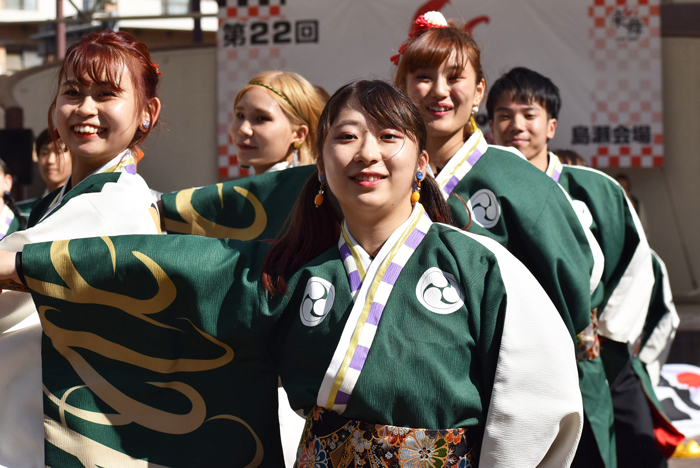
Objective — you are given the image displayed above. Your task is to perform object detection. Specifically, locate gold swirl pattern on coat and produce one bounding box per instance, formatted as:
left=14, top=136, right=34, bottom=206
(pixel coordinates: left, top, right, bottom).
left=165, top=184, right=268, bottom=240
left=28, top=238, right=263, bottom=465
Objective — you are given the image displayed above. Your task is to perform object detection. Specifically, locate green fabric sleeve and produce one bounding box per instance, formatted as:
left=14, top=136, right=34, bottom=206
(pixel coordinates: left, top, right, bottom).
left=22, top=235, right=284, bottom=467
left=160, top=165, right=316, bottom=241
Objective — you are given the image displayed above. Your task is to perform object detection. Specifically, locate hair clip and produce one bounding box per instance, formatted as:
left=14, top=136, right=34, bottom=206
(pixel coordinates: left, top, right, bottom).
left=151, top=62, right=162, bottom=77
left=391, top=11, right=448, bottom=65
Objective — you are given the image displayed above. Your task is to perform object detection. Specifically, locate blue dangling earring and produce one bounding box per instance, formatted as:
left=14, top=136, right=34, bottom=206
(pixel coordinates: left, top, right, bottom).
left=411, top=171, right=424, bottom=203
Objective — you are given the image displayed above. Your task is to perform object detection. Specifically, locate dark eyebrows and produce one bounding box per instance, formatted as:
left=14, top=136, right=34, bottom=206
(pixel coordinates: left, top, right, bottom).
left=495, top=105, right=540, bottom=113
left=333, top=119, right=363, bottom=127
left=60, top=79, right=80, bottom=88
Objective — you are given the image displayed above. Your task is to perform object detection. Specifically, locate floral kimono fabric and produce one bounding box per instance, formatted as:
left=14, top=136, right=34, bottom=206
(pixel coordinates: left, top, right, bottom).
left=296, top=407, right=479, bottom=468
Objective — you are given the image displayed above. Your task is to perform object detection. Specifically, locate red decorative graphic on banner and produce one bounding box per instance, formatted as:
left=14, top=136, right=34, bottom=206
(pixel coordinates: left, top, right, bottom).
left=464, top=16, right=489, bottom=36
left=678, top=372, right=700, bottom=388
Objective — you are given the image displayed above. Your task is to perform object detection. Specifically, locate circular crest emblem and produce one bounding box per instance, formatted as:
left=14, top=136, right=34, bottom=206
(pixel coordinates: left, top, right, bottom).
left=300, top=277, right=336, bottom=327
left=416, top=268, right=465, bottom=314
left=571, top=200, right=593, bottom=229
left=467, top=189, right=501, bottom=229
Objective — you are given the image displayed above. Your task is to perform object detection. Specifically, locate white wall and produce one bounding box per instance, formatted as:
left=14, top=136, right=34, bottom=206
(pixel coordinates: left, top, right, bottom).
left=137, top=46, right=218, bottom=192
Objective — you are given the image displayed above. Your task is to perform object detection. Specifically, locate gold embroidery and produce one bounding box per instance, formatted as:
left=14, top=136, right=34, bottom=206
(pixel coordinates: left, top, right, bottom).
left=30, top=238, right=262, bottom=463
left=165, top=185, right=268, bottom=240
left=28, top=239, right=177, bottom=330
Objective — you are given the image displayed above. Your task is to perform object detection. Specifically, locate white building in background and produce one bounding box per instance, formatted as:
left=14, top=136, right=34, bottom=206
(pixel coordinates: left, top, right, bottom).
left=0, top=0, right=219, bottom=75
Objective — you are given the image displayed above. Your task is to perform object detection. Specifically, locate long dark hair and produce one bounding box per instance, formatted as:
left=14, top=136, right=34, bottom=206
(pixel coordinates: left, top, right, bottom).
left=0, top=159, right=26, bottom=229
left=263, top=80, right=452, bottom=295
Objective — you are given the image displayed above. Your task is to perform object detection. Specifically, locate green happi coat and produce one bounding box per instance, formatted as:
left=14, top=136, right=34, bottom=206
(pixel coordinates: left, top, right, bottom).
left=430, top=131, right=615, bottom=466
left=161, top=165, right=316, bottom=240
left=20, top=205, right=583, bottom=467
left=160, top=132, right=610, bottom=464
left=546, top=154, right=654, bottom=350
left=543, top=154, right=657, bottom=466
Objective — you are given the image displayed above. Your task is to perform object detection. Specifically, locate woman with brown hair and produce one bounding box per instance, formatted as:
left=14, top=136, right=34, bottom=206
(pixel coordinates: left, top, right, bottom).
left=392, top=12, right=613, bottom=467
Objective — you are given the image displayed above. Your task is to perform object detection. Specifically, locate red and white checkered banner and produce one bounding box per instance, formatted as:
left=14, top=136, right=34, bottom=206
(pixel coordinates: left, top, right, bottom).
left=217, top=0, right=664, bottom=178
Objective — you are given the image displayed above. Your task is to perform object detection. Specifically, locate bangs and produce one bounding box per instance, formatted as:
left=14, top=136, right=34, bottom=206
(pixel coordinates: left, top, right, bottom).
left=355, top=88, right=419, bottom=142
left=402, top=28, right=470, bottom=74
left=317, top=81, right=427, bottom=158
left=65, top=43, right=127, bottom=91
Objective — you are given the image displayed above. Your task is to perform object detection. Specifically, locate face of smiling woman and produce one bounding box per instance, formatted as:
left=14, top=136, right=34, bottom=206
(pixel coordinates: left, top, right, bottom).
left=230, top=86, right=300, bottom=174
left=405, top=57, right=485, bottom=140
left=56, top=66, right=150, bottom=182
left=319, top=100, right=427, bottom=230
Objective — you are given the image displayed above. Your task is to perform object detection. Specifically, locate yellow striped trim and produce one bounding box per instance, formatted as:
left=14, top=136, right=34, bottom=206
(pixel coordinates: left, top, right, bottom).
left=341, top=227, right=366, bottom=281
left=438, top=129, right=483, bottom=190
left=325, top=206, right=425, bottom=409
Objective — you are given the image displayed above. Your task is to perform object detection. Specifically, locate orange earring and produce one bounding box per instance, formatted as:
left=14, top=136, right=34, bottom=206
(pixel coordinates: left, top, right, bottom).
left=315, top=173, right=326, bottom=207
left=411, top=171, right=423, bottom=203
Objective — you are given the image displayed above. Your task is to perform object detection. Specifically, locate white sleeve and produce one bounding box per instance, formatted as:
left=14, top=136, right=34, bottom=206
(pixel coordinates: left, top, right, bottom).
left=0, top=173, right=160, bottom=254
left=467, top=232, right=583, bottom=468
left=557, top=184, right=605, bottom=294
left=638, top=253, right=680, bottom=387
left=597, top=195, right=655, bottom=345
left=0, top=173, right=160, bottom=324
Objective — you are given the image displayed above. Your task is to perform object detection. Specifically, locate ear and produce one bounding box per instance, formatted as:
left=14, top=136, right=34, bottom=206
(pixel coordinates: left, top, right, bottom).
left=473, top=78, right=486, bottom=107
left=417, top=150, right=428, bottom=175
left=142, top=97, right=162, bottom=127
left=293, top=124, right=309, bottom=146
left=3, top=173, right=13, bottom=193
left=547, top=117, right=557, bottom=140
left=488, top=119, right=495, bottom=137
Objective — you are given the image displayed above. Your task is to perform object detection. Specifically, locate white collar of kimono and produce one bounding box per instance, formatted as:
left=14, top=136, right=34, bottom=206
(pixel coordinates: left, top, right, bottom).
left=545, top=152, right=564, bottom=183
left=264, top=161, right=294, bottom=174
left=261, top=151, right=300, bottom=174
left=428, top=128, right=489, bottom=200
left=320, top=203, right=432, bottom=413
left=0, top=204, right=15, bottom=239
left=40, top=149, right=136, bottom=223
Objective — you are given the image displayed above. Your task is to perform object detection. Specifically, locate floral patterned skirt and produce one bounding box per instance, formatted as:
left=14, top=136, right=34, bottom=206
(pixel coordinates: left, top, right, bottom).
left=295, top=407, right=480, bottom=468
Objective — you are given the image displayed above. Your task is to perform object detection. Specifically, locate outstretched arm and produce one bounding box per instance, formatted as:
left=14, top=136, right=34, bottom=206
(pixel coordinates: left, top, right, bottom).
left=16, top=234, right=283, bottom=466
left=160, top=165, right=315, bottom=240
left=0, top=250, right=22, bottom=290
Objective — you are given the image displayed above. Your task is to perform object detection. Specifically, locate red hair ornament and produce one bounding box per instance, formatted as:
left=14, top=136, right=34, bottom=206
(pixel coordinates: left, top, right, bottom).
left=390, top=11, right=448, bottom=65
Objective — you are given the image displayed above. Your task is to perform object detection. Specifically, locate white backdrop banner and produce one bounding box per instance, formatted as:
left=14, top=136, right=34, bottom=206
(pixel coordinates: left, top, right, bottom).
left=216, top=0, right=663, bottom=178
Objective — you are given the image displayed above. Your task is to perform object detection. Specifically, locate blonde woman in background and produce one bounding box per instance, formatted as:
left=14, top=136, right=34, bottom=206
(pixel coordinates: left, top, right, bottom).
left=231, top=70, right=324, bottom=175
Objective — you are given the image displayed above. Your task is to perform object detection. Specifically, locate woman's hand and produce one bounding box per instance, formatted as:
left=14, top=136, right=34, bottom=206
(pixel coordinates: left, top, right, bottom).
left=0, top=250, right=24, bottom=292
